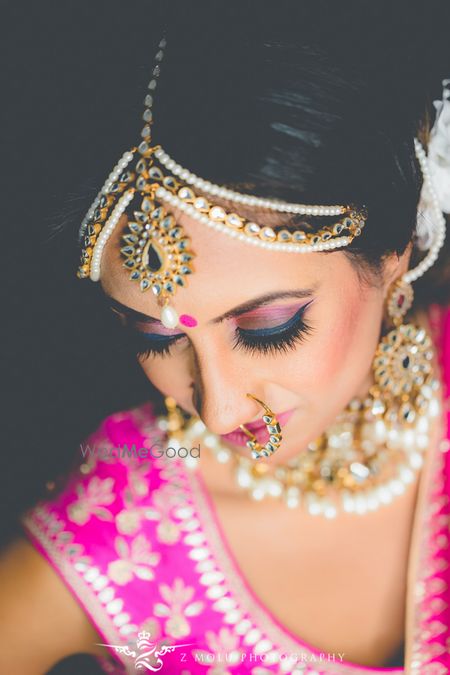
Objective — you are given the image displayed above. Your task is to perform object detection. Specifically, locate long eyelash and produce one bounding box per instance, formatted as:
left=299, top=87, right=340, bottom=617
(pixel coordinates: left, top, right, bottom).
left=122, top=326, right=184, bottom=359
left=116, top=306, right=315, bottom=359
left=134, top=335, right=184, bottom=359
left=232, top=312, right=315, bottom=356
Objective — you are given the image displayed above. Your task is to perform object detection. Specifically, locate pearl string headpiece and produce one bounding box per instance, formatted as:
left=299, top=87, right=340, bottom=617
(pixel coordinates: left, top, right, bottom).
left=77, top=38, right=448, bottom=330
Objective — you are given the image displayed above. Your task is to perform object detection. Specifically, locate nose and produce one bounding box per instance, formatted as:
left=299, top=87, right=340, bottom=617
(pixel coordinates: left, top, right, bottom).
left=190, top=352, right=259, bottom=436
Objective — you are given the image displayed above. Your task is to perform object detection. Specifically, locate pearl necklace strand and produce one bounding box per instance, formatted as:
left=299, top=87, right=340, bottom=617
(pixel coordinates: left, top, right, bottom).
left=159, top=381, right=441, bottom=519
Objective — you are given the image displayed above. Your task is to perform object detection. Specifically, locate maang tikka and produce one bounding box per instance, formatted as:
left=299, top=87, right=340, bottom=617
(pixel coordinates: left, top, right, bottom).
left=76, top=40, right=446, bottom=338
left=77, top=36, right=370, bottom=328
left=75, top=40, right=448, bottom=364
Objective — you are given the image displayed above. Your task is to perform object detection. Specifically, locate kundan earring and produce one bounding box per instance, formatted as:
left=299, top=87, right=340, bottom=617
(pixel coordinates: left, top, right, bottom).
left=239, top=394, right=283, bottom=459
left=371, top=277, right=434, bottom=421
left=158, top=396, right=189, bottom=443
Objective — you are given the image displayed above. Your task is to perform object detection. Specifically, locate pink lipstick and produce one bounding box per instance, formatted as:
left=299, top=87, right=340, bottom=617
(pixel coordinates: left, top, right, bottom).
left=220, top=408, right=296, bottom=448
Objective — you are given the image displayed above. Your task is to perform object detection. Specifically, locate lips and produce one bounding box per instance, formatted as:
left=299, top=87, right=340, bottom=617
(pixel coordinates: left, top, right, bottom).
left=220, top=408, right=296, bottom=448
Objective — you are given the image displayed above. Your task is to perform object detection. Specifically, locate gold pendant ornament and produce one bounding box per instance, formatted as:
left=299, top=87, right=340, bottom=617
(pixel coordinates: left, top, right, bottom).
left=239, top=394, right=282, bottom=459
left=372, top=278, right=434, bottom=417
left=120, top=198, right=195, bottom=328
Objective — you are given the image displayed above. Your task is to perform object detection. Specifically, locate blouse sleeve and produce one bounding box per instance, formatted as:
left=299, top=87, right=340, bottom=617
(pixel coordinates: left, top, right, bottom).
left=19, top=402, right=165, bottom=674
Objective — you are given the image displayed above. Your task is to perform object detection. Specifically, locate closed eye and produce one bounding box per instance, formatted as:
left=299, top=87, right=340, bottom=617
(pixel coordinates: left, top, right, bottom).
left=111, top=299, right=315, bottom=358
left=127, top=329, right=186, bottom=358
left=232, top=301, right=315, bottom=356
left=237, top=306, right=308, bottom=337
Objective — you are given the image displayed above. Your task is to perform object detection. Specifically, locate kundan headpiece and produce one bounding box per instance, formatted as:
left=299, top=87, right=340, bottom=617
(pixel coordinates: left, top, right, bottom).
left=77, top=38, right=446, bottom=333
left=77, top=37, right=372, bottom=329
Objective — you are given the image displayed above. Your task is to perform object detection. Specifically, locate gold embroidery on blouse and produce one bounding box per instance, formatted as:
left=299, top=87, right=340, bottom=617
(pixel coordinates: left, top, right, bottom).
left=192, top=627, right=242, bottom=672
left=67, top=476, right=116, bottom=525
left=127, top=460, right=152, bottom=498
left=115, top=471, right=186, bottom=544
left=113, top=423, right=385, bottom=673
left=20, top=504, right=133, bottom=672
left=405, top=305, right=449, bottom=673
left=107, top=534, right=161, bottom=585
left=153, top=577, right=205, bottom=638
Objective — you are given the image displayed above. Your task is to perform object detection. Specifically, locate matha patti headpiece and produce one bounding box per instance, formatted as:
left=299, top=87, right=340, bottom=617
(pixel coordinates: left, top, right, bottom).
left=77, top=38, right=447, bottom=331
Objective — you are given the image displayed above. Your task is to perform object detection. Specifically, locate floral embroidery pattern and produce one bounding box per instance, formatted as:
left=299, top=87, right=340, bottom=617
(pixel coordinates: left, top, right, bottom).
left=150, top=483, right=187, bottom=544
left=115, top=506, right=144, bottom=536
left=115, top=480, right=185, bottom=544
left=251, top=666, right=305, bottom=674
left=154, top=577, right=204, bottom=638
left=115, top=502, right=180, bottom=544
left=126, top=460, right=153, bottom=498
left=192, top=628, right=242, bottom=674
left=139, top=616, right=162, bottom=641
left=66, top=476, right=116, bottom=525
left=107, top=534, right=161, bottom=585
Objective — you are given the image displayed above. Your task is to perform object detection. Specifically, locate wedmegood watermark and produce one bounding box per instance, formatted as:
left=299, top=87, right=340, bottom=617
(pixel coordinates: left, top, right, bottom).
left=80, top=442, right=200, bottom=461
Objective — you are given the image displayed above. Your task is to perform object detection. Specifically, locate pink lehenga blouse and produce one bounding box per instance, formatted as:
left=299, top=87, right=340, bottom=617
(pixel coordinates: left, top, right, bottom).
left=20, top=304, right=450, bottom=675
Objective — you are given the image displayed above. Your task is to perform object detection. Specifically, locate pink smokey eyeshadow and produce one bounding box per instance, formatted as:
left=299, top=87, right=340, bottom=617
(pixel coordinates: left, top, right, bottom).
left=234, top=301, right=311, bottom=330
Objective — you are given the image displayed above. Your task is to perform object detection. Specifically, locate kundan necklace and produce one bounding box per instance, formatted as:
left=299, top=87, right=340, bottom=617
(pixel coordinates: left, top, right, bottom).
left=157, top=367, right=442, bottom=519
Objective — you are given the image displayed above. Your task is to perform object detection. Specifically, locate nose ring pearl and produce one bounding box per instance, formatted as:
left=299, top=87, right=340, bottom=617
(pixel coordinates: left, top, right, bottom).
left=239, top=394, right=283, bottom=459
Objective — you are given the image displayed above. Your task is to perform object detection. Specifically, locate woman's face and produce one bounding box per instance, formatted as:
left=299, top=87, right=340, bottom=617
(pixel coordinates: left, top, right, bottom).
left=100, top=207, right=409, bottom=464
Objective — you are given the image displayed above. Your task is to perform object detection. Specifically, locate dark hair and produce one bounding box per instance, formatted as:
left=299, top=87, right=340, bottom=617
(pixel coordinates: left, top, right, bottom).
left=150, top=0, right=450, bottom=303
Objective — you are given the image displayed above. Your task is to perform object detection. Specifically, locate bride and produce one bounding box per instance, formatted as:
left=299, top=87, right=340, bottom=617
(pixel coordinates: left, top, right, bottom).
left=1, top=2, right=449, bottom=673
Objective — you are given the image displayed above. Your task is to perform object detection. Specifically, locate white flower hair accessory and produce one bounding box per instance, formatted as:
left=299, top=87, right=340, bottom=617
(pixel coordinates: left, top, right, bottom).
left=416, top=77, right=450, bottom=250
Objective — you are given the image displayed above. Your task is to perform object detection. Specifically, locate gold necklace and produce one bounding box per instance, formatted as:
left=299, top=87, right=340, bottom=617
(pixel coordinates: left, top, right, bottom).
left=158, top=369, right=441, bottom=519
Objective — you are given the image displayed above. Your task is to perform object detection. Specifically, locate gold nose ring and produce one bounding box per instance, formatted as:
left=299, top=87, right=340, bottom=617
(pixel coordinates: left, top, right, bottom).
left=239, top=393, right=283, bottom=460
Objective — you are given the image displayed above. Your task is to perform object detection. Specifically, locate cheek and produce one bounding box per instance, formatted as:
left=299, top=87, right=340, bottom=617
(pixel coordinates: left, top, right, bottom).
left=285, top=288, right=383, bottom=395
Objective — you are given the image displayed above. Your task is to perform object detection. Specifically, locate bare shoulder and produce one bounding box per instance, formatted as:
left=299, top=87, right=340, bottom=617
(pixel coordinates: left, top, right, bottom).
left=0, top=535, right=108, bottom=674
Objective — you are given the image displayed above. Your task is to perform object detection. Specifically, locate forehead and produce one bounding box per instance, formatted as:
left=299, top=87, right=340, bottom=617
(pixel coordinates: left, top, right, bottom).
left=100, top=203, right=339, bottom=318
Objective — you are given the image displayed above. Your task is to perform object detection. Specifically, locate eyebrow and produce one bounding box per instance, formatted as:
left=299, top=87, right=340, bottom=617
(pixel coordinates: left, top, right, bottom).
left=103, top=284, right=319, bottom=327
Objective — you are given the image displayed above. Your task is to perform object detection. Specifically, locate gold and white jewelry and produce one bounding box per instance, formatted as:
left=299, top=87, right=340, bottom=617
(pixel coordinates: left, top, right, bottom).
left=119, top=197, right=195, bottom=328
left=76, top=37, right=369, bottom=330
left=76, top=38, right=448, bottom=521
left=158, top=368, right=441, bottom=519
left=77, top=37, right=447, bottom=339
left=156, top=267, right=442, bottom=519
left=239, top=393, right=282, bottom=459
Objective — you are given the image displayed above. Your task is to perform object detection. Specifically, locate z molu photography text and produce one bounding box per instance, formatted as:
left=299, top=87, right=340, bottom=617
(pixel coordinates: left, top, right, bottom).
left=79, top=442, right=201, bottom=460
